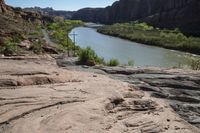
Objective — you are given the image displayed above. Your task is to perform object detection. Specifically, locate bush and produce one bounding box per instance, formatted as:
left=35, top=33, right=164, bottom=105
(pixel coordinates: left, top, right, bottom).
left=78, top=46, right=104, bottom=65
left=47, top=23, right=60, bottom=30
left=133, top=22, right=154, bottom=31
left=107, top=58, right=119, bottom=66
left=64, top=20, right=83, bottom=26
left=0, top=37, right=17, bottom=55
left=31, top=40, right=43, bottom=54
left=128, top=59, right=134, bottom=66
left=190, top=59, right=200, bottom=70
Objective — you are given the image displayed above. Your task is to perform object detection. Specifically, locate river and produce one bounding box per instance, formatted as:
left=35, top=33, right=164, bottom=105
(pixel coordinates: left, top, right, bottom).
left=69, top=27, right=200, bottom=68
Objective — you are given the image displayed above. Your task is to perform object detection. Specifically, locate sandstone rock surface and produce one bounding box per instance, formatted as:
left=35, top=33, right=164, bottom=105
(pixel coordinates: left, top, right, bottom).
left=58, top=57, right=200, bottom=130
left=0, top=56, right=199, bottom=133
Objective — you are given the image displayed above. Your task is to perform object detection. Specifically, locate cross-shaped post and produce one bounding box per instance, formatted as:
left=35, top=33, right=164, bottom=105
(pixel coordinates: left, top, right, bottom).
left=68, top=32, right=78, bottom=56
left=69, top=32, right=77, bottom=44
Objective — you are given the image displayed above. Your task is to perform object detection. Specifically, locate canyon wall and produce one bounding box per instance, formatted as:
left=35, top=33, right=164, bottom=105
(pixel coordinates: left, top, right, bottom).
left=72, top=0, right=200, bottom=35
left=0, top=0, right=54, bottom=25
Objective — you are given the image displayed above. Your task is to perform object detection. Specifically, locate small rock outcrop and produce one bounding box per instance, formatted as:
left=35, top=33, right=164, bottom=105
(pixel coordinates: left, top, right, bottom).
left=0, top=0, right=13, bottom=14
left=0, top=0, right=5, bottom=13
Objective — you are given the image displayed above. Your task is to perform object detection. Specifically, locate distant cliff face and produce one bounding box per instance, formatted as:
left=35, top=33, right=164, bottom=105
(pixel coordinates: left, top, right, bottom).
left=0, top=0, right=54, bottom=25
left=14, top=8, right=54, bottom=25
left=72, top=0, right=200, bottom=36
left=24, top=7, right=75, bottom=20
left=0, top=0, right=54, bottom=39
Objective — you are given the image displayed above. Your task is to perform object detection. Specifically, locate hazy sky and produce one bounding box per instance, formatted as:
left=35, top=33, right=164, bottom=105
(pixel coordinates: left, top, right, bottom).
left=5, top=0, right=118, bottom=11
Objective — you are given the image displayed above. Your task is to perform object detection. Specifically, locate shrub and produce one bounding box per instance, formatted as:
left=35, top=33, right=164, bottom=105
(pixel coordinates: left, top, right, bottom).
left=0, top=37, right=17, bottom=55
left=31, top=40, right=43, bottom=54
left=64, top=20, right=83, bottom=25
left=107, top=58, right=119, bottom=66
left=47, top=23, right=60, bottom=30
left=190, top=58, right=200, bottom=70
left=176, top=32, right=187, bottom=41
left=28, top=31, right=40, bottom=36
left=128, top=59, right=134, bottom=66
left=78, top=46, right=104, bottom=65
left=12, top=33, right=22, bottom=43
left=133, top=22, right=154, bottom=31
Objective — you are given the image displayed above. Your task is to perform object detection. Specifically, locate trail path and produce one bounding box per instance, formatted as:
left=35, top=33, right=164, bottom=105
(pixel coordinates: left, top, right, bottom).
left=42, top=29, right=55, bottom=46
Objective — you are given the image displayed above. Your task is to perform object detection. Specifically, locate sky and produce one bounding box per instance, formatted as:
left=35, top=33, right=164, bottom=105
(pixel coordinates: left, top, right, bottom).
left=5, top=0, right=118, bottom=11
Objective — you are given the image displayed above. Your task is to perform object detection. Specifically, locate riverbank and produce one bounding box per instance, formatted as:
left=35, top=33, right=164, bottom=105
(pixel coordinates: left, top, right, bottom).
left=0, top=55, right=199, bottom=133
left=46, top=20, right=83, bottom=54
left=97, top=23, right=200, bottom=55
left=70, top=27, right=200, bottom=68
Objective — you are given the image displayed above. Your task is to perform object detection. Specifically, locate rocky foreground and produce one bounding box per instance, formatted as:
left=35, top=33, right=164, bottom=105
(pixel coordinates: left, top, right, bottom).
left=0, top=55, right=199, bottom=133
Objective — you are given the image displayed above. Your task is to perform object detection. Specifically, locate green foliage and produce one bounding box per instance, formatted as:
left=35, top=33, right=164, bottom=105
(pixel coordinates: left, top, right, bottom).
left=78, top=46, right=104, bottom=65
left=47, top=23, right=60, bottom=30
left=0, top=37, right=17, bottom=55
left=64, top=20, right=83, bottom=26
left=47, top=20, right=83, bottom=55
left=190, top=58, right=200, bottom=70
left=160, top=31, right=187, bottom=43
left=107, top=58, right=119, bottom=66
left=31, top=40, right=43, bottom=54
left=133, top=22, right=154, bottom=31
left=12, top=34, right=23, bottom=43
left=128, top=59, right=134, bottom=66
left=28, top=31, right=41, bottom=36
left=52, top=30, right=66, bottom=42
left=98, top=22, right=200, bottom=55
left=48, top=20, right=83, bottom=31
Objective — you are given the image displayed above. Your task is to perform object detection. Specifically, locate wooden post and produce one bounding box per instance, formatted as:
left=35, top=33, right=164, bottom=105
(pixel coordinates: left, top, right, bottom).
left=69, top=32, right=77, bottom=56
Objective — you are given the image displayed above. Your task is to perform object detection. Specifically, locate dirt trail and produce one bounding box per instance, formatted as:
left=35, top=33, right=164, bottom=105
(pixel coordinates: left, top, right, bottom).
left=0, top=56, right=199, bottom=133
left=42, top=29, right=55, bottom=46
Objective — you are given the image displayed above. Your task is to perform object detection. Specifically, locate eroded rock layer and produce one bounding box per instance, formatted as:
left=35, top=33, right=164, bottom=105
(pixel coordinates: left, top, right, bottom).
left=0, top=56, right=199, bottom=133
left=58, top=57, right=200, bottom=129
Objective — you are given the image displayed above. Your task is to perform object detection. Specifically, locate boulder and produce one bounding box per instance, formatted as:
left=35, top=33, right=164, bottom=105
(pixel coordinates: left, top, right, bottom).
left=18, top=40, right=31, bottom=49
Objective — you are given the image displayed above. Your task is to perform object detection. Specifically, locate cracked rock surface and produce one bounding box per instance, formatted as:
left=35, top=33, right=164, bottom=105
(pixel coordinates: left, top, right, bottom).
left=0, top=56, right=199, bottom=133
left=59, top=57, right=200, bottom=131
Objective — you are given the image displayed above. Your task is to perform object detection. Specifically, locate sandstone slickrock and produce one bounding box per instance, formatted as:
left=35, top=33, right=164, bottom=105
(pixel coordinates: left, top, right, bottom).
left=72, top=0, right=200, bottom=36
left=100, top=67, right=200, bottom=129
left=0, top=56, right=199, bottom=132
left=57, top=58, right=200, bottom=130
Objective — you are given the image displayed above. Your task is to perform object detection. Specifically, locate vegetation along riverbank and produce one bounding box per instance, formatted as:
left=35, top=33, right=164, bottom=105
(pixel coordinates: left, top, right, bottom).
left=46, top=20, right=83, bottom=54
left=46, top=21, right=121, bottom=66
left=97, top=22, right=200, bottom=55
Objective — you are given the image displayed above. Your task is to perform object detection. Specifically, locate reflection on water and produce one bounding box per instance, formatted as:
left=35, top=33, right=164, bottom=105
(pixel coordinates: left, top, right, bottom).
left=69, top=27, right=200, bottom=68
